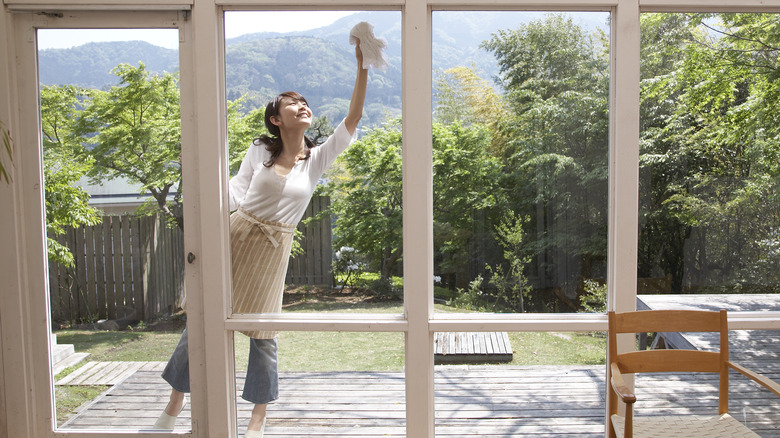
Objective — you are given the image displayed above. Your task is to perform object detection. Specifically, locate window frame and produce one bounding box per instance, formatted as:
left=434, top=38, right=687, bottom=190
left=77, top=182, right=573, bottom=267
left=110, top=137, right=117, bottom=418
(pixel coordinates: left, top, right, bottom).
left=2, top=1, right=780, bottom=438
left=5, top=8, right=200, bottom=438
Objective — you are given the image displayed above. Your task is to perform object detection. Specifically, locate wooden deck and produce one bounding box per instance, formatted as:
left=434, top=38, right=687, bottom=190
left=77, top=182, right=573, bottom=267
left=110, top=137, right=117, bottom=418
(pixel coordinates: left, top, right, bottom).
left=434, top=332, right=513, bottom=364
left=637, top=294, right=780, bottom=368
left=56, top=296, right=780, bottom=436
left=58, top=364, right=780, bottom=437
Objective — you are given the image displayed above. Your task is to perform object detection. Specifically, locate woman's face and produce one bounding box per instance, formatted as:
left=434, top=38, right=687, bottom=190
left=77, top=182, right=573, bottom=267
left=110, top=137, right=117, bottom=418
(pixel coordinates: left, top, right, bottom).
left=271, top=97, right=312, bottom=131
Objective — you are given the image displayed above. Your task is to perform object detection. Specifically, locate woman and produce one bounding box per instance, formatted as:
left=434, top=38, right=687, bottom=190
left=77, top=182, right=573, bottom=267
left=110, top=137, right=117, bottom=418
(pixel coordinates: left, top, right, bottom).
left=155, top=38, right=367, bottom=438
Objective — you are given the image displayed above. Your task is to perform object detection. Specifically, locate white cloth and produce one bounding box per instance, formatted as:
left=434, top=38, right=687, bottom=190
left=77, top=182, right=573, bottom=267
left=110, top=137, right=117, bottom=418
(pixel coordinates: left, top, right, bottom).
left=349, top=21, right=389, bottom=71
left=229, top=118, right=357, bottom=225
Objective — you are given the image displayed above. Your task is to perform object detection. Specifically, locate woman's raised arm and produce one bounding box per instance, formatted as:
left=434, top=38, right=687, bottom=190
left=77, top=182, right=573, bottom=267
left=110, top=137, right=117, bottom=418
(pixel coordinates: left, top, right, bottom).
left=345, top=39, right=368, bottom=136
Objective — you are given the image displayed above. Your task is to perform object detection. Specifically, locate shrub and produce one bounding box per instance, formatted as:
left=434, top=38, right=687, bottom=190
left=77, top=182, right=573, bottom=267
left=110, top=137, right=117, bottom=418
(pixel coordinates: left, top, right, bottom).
left=579, top=279, right=607, bottom=313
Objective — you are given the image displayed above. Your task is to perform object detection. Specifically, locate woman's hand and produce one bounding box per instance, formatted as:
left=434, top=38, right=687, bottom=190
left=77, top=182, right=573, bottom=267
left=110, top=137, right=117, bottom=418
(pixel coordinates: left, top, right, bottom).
left=355, top=37, right=364, bottom=68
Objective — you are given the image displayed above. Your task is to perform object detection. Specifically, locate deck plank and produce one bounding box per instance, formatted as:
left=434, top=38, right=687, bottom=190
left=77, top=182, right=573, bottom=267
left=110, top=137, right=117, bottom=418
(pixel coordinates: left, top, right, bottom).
left=434, top=332, right=513, bottom=364
left=57, top=365, right=780, bottom=437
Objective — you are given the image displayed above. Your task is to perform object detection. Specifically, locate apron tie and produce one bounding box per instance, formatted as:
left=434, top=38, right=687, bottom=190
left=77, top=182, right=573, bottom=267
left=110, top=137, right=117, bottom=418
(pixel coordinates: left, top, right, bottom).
left=236, top=208, right=294, bottom=248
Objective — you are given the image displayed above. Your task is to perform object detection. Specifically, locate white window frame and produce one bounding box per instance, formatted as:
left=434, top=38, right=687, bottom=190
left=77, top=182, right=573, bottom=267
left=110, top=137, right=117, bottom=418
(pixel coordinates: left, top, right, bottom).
left=2, top=1, right=780, bottom=438
left=2, top=7, right=199, bottom=438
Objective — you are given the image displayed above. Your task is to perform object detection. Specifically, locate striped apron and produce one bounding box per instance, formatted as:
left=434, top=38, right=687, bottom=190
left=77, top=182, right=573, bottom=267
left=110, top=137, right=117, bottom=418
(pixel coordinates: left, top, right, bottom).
left=230, top=208, right=296, bottom=339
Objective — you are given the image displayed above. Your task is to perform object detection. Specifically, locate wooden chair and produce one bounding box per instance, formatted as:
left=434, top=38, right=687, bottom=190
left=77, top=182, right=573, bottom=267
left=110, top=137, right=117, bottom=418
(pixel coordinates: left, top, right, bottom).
left=607, top=309, right=780, bottom=438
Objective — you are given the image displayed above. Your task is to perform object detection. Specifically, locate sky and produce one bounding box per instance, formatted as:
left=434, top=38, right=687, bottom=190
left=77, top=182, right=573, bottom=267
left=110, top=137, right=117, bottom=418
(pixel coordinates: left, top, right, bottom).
left=36, top=11, right=356, bottom=50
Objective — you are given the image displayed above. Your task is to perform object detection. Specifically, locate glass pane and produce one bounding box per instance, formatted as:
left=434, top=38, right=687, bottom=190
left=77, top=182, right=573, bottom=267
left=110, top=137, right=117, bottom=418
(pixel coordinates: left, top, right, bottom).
left=38, top=28, right=190, bottom=431
left=638, top=13, right=780, bottom=302
left=434, top=330, right=606, bottom=436
left=223, top=10, right=403, bottom=315
left=432, top=11, right=611, bottom=314
left=223, top=10, right=403, bottom=436
left=233, top=330, right=405, bottom=435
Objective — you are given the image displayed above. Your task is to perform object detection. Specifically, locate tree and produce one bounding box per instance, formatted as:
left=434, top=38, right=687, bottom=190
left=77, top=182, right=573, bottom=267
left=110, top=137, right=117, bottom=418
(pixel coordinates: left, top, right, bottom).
left=325, top=120, right=403, bottom=279
left=486, top=211, right=533, bottom=312
left=40, top=85, right=101, bottom=266
left=433, top=121, right=505, bottom=288
left=434, top=64, right=510, bottom=155
left=637, top=13, right=700, bottom=291
left=638, top=13, right=780, bottom=293
left=325, top=118, right=505, bottom=284
left=76, top=63, right=183, bottom=229
left=483, top=14, right=610, bottom=305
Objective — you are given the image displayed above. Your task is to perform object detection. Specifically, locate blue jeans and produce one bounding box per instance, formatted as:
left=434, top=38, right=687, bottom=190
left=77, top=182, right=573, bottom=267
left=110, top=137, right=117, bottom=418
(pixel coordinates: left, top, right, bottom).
left=161, top=328, right=280, bottom=404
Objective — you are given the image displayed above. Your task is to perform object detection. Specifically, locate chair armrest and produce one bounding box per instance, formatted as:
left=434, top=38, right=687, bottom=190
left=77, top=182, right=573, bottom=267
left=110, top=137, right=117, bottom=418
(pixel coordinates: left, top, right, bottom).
left=728, top=361, right=780, bottom=398
left=610, top=363, right=636, bottom=404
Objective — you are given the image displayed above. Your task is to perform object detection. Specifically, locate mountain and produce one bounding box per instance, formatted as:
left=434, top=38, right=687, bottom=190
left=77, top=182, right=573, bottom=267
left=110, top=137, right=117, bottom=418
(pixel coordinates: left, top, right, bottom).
left=223, top=33, right=402, bottom=125
left=37, top=11, right=609, bottom=126
left=38, top=41, right=179, bottom=89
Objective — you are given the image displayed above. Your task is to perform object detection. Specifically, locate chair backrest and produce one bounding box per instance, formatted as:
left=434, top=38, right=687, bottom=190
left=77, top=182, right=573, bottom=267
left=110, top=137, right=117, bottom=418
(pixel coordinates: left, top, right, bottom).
left=608, top=309, right=730, bottom=414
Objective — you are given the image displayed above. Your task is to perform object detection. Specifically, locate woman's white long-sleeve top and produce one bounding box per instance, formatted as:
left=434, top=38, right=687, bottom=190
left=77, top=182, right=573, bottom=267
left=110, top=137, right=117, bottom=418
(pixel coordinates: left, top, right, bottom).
left=228, top=119, right=356, bottom=225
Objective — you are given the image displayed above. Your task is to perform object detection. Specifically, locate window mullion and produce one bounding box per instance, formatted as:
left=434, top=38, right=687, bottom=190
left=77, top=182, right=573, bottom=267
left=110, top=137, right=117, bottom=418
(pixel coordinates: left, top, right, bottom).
left=402, top=1, right=435, bottom=437
left=181, top=3, right=236, bottom=437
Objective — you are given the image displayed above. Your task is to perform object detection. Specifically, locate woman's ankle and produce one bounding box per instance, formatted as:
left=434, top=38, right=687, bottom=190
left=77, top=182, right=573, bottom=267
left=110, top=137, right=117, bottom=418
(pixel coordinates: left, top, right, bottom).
left=164, top=395, right=186, bottom=416
left=244, top=418, right=266, bottom=437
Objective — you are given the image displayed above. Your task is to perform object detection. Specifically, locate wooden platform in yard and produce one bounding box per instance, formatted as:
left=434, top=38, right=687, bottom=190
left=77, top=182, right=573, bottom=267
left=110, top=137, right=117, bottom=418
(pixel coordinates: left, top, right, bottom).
left=57, top=365, right=780, bottom=437
left=434, top=332, right=513, bottom=364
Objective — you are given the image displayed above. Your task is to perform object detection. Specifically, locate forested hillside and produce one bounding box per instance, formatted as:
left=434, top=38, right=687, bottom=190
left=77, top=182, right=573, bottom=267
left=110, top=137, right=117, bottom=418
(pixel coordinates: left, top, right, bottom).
left=38, top=41, right=179, bottom=88
left=38, top=11, right=608, bottom=126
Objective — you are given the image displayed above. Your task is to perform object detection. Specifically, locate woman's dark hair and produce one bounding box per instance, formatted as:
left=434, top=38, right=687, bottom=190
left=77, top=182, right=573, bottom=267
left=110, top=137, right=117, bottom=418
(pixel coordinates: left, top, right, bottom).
left=254, top=91, right=315, bottom=168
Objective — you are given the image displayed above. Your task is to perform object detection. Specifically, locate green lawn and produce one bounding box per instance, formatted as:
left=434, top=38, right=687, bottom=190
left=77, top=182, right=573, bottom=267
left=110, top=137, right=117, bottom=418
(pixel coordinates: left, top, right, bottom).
left=55, top=330, right=184, bottom=362
left=55, top=385, right=109, bottom=426
left=55, top=302, right=607, bottom=371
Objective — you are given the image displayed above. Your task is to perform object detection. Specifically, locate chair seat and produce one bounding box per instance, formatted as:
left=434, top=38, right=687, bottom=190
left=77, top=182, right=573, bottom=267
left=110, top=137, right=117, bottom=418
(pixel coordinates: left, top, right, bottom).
left=611, top=413, right=761, bottom=438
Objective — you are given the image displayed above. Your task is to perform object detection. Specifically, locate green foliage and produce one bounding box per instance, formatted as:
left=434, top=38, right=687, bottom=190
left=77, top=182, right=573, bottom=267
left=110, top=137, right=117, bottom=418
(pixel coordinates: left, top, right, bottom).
left=290, top=229, right=305, bottom=259
left=638, top=13, right=780, bottom=292
left=227, top=98, right=266, bottom=175
left=579, top=279, right=607, bottom=313
left=483, top=13, right=610, bottom=305
left=482, top=14, right=607, bottom=107
left=326, top=116, right=506, bottom=285
left=433, top=121, right=506, bottom=284
left=369, top=276, right=402, bottom=300
left=325, top=120, right=404, bottom=279
left=451, top=275, right=488, bottom=311
left=40, top=85, right=101, bottom=266
left=485, top=211, right=533, bottom=312
left=434, top=64, right=508, bottom=135
left=75, top=62, right=184, bottom=229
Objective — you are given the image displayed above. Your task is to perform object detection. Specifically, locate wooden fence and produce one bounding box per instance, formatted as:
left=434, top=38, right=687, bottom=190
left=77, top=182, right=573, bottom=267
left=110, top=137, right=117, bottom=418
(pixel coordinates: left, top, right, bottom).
left=286, top=196, right=332, bottom=285
left=49, top=197, right=332, bottom=323
left=48, top=214, right=184, bottom=323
